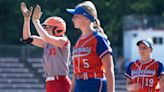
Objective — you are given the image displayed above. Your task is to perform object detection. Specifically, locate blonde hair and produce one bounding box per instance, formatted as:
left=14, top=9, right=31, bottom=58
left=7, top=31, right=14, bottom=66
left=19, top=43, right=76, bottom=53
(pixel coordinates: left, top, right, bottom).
left=76, top=1, right=105, bottom=36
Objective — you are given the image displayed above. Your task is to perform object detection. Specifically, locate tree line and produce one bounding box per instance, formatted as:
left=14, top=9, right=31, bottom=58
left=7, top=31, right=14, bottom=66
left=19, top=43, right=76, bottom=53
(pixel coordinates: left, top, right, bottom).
left=0, top=0, right=164, bottom=47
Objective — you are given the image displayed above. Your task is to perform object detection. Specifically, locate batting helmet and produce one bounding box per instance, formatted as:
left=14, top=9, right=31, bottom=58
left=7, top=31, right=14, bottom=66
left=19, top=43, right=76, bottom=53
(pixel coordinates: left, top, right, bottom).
left=42, top=16, right=66, bottom=36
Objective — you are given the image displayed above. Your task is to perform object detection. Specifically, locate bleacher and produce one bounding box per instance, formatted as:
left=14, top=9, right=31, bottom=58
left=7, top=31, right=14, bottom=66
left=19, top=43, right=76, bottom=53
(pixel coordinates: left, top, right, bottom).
left=115, top=72, right=127, bottom=92
left=0, top=57, right=127, bottom=92
left=0, top=58, right=45, bottom=92
left=27, top=58, right=45, bottom=78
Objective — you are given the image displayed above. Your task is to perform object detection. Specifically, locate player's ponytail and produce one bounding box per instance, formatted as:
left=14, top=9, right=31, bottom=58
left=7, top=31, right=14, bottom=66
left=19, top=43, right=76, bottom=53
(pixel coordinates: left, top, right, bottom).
left=94, top=18, right=107, bottom=37
left=94, top=19, right=103, bottom=33
left=77, top=1, right=108, bottom=38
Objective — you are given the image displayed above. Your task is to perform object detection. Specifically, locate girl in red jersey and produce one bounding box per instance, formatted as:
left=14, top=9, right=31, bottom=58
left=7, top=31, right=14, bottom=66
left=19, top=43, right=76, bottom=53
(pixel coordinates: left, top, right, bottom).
left=125, top=38, right=164, bottom=92
left=66, top=1, right=115, bottom=92
left=20, top=2, right=71, bottom=92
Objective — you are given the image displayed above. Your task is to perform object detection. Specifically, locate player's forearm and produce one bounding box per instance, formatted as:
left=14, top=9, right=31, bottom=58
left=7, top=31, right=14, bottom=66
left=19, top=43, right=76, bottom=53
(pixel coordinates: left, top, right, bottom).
left=23, top=20, right=31, bottom=39
left=126, top=78, right=133, bottom=92
left=70, top=75, right=75, bottom=92
left=33, top=20, right=49, bottom=40
left=159, top=75, right=164, bottom=92
left=126, top=84, right=133, bottom=92
left=33, top=19, right=68, bottom=48
left=105, top=69, right=115, bottom=92
left=102, top=54, right=115, bottom=92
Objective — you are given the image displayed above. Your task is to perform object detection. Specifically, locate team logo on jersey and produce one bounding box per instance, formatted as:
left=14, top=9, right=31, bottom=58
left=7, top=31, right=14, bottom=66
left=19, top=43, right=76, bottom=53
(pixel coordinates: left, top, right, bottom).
left=49, top=48, right=56, bottom=56
left=72, top=47, right=91, bottom=57
left=131, top=69, right=155, bottom=79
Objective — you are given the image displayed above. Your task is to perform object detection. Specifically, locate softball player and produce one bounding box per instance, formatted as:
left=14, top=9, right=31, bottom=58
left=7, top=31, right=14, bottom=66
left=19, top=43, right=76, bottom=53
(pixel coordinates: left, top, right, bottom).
left=66, top=1, right=115, bottom=92
left=20, top=2, right=71, bottom=92
left=125, top=38, right=164, bottom=92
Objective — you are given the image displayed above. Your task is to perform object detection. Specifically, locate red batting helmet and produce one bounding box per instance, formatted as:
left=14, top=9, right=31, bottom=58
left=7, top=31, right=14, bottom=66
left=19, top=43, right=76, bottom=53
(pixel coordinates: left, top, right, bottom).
left=42, top=16, right=66, bottom=36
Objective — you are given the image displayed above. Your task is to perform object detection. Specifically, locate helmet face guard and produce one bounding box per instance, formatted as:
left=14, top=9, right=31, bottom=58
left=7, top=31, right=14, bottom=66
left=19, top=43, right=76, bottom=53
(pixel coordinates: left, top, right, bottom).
left=51, top=26, right=63, bottom=36
left=42, top=17, right=66, bottom=36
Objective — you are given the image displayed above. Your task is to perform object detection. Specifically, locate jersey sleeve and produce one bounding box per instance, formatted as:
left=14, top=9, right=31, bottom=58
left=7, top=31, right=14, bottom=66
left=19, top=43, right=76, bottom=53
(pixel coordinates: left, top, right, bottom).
left=124, top=62, right=133, bottom=79
left=157, top=61, right=164, bottom=78
left=96, top=36, right=112, bottom=59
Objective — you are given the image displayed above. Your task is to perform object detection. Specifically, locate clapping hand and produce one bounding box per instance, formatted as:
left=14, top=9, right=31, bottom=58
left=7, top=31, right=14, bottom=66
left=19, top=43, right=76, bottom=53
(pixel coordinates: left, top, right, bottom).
left=20, top=2, right=33, bottom=20
left=32, top=4, right=43, bottom=21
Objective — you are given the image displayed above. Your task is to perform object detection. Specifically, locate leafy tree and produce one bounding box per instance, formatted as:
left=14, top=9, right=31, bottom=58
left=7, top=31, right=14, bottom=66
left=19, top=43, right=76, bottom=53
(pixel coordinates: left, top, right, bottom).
left=1, top=0, right=164, bottom=48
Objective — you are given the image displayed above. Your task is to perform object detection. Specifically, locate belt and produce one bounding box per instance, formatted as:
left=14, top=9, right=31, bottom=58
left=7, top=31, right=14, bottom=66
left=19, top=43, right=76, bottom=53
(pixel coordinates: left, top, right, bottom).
left=138, top=89, right=160, bottom=92
left=46, top=75, right=66, bottom=82
left=75, top=72, right=104, bottom=80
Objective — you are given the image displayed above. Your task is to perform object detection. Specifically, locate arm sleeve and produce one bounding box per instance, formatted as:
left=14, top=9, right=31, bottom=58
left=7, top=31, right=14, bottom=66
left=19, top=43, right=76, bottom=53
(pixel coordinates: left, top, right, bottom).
left=124, top=62, right=133, bottom=79
left=157, top=61, right=164, bottom=78
left=96, top=36, right=112, bottom=59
